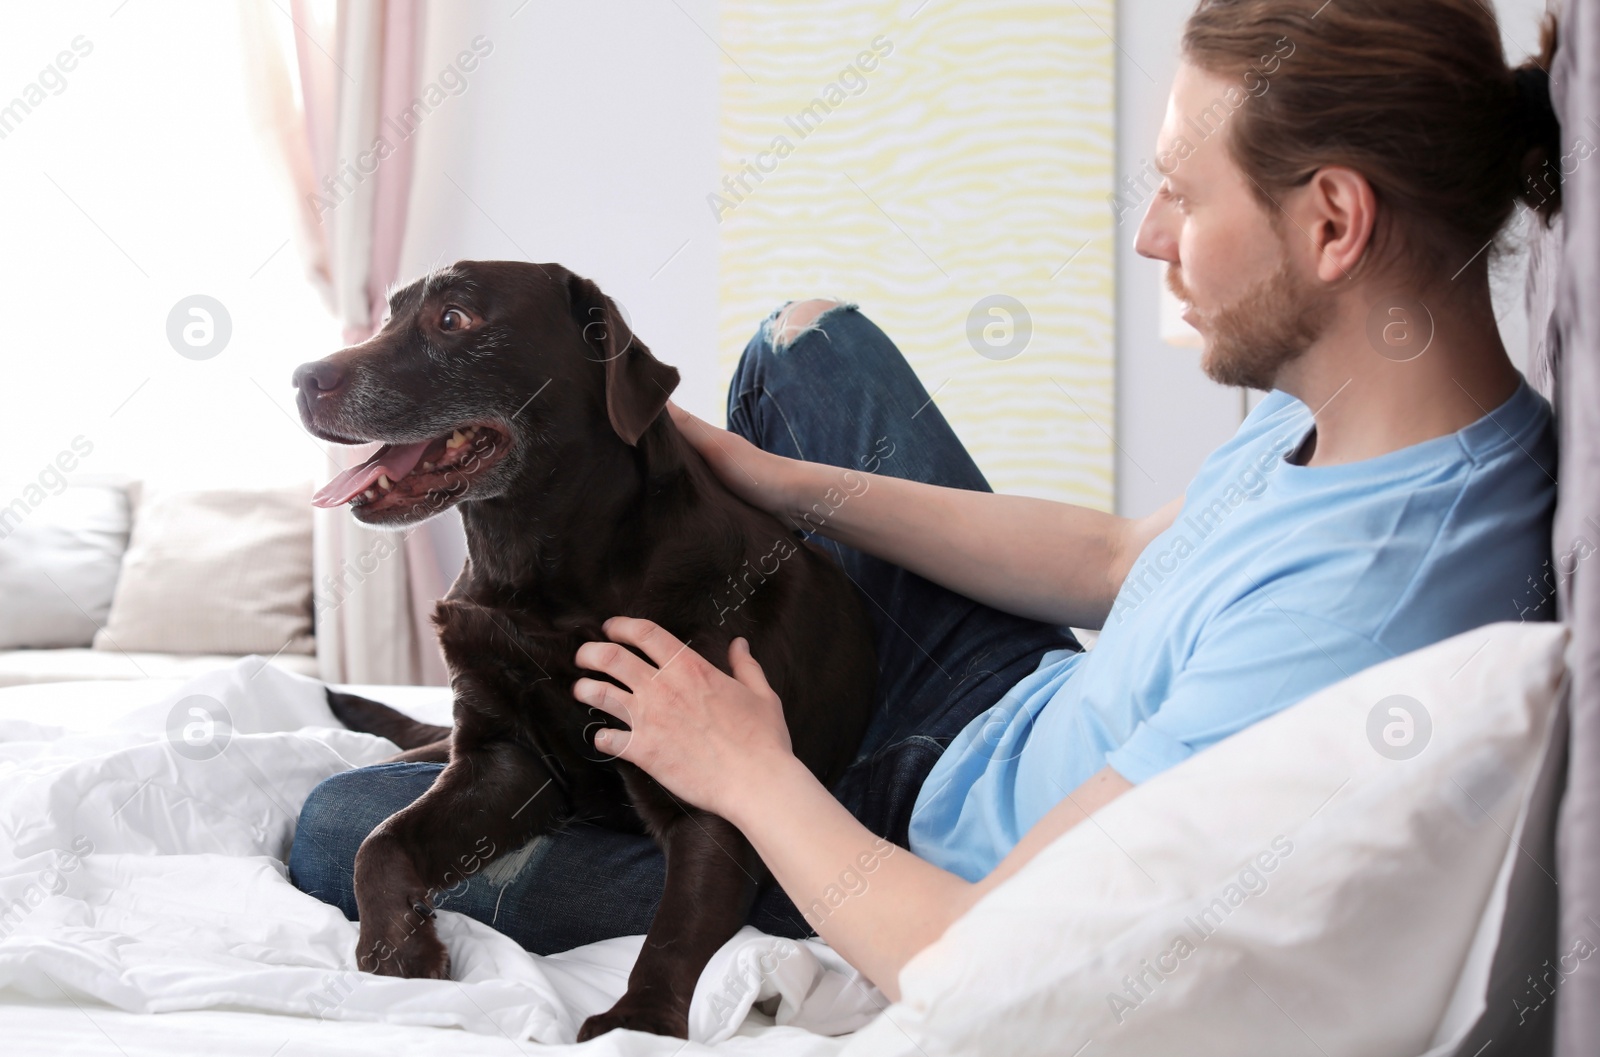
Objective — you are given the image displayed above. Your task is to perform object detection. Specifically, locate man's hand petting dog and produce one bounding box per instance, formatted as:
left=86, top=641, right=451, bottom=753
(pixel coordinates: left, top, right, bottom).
left=665, top=401, right=799, bottom=522
left=572, top=618, right=791, bottom=819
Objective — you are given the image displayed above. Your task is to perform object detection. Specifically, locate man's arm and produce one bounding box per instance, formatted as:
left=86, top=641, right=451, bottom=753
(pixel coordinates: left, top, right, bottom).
left=721, top=758, right=1133, bottom=1002
left=577, top=616, right=1137, bottom=1003
left=669, top=404, right=1182, bottom=629
left=783, top=462, right=1181, bottom=629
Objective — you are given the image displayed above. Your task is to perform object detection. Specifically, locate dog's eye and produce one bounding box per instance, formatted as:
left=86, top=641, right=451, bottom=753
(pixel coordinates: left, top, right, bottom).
left=440, top=307, right=472, bottom=332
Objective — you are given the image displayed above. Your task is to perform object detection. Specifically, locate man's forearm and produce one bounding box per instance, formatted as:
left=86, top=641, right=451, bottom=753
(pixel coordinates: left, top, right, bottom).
left=781, top=459, right=1135, bottom=628
left=721, top=756, right=1134, bottom=1002
left=722, top=754, right=979, bottom=1002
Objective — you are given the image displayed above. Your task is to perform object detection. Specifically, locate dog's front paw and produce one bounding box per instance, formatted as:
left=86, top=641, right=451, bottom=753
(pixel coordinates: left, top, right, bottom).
left=352, top=831, right=451, bottom=979
left=577, top=995, right=689, bottom=1041
left=356, top=915, right=450, bottom=979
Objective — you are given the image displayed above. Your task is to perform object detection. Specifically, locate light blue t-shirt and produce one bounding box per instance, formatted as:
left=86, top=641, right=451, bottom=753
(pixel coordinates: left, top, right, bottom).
left=909, top=380, right=1556, bottom=882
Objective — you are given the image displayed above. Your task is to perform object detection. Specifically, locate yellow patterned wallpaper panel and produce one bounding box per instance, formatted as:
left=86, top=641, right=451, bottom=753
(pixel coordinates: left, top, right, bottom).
left=716, top=1, right=1116, bottom=508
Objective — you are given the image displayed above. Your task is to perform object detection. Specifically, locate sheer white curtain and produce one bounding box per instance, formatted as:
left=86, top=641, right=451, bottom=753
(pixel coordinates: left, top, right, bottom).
left=240, top=0, right=455, bottom=685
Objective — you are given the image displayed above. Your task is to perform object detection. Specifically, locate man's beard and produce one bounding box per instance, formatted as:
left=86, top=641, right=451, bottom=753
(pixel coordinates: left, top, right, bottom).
left=1168, top=260, right=1334, bottom=391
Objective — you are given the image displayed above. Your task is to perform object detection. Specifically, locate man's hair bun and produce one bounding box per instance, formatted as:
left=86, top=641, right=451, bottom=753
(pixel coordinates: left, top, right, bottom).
left=1512, top=18, right=1562, bottom=221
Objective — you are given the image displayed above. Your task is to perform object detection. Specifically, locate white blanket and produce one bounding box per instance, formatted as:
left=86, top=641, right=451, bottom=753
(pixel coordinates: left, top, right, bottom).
left=0, top=660, right=881, bottom=1050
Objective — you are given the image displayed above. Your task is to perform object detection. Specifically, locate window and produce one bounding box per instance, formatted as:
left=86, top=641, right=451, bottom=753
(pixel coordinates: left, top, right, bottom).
left=1, top=1, right=339, bottom=490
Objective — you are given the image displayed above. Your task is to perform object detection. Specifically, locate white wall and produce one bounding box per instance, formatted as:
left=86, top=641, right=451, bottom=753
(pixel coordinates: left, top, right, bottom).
left=395, top=0, right=1552, bottom=520
left=1112, top=0, right=1554, bottom=517
left=399, top=0, right=724, bottom=418
left=1112, top=0, right=1243, bottom=518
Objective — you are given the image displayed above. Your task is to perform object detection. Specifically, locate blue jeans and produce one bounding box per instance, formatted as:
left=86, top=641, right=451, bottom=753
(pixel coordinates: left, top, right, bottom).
left=289, top=303, right=1081, bottom=954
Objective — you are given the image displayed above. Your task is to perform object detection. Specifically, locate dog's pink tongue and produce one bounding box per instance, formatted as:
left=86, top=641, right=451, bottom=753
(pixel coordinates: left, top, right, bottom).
left=311, top=440, right=433, bottom=508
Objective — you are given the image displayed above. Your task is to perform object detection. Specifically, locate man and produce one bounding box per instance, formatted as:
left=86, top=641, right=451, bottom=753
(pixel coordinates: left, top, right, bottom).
left=294, top=0, right=1561, bottom=1004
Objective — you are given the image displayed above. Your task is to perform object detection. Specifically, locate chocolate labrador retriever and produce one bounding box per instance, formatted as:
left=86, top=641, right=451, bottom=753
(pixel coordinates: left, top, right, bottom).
left=292, top=261, right=876, bottom=1040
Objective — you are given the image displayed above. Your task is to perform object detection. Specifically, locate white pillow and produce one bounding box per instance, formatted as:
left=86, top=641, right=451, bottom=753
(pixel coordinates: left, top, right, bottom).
left=0, top=484, right=130, bottom=648
left=94, top=483, right=315, bottom=657
left=841, top=622, right=1568, bottom=1057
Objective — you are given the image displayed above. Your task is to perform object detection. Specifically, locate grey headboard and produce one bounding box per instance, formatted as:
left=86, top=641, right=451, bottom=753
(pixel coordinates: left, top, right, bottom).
left=1534, top=1, right=1596, bottom=1052
left=1446, top=3, right=1596, bottom=1053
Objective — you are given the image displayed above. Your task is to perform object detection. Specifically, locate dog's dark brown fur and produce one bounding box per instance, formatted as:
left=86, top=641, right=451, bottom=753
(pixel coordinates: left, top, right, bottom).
left=293, top=261, right=876, bottom=1040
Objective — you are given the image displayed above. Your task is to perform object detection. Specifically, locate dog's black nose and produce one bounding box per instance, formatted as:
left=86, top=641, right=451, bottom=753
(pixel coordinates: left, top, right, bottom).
left=293, top=360, right=345, bottom=396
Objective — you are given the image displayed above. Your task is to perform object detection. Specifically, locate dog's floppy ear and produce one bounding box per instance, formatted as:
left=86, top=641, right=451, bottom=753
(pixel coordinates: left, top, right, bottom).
left=568, top=274, right=680, bottom=446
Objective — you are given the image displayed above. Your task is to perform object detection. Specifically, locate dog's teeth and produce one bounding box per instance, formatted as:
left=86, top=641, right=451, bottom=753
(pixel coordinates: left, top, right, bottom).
left=361, top=488, right=377, bottom=502
left=447, top=431, right=467, bottom=450
left=377, top=474, right=393, bottom=491
left=422, top=461, right=435, bottom=471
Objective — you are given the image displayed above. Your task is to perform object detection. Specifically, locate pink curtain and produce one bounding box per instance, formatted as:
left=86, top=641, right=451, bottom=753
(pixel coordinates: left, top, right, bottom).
left=242, top=0, right=453, bottom=685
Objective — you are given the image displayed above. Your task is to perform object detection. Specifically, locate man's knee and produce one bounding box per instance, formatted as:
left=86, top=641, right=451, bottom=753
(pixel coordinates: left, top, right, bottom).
left=289, top=762, right=440, bottom=884
left=289, top=774, right=359, bottom=908
left=767, top=298, right=848, bottom=349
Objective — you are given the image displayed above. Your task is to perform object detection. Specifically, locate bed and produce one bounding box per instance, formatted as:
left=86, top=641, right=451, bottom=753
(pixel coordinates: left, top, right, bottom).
left=0, top=623, right=1574, bottom=1057
left=0, top=669, right=879, bottom=1056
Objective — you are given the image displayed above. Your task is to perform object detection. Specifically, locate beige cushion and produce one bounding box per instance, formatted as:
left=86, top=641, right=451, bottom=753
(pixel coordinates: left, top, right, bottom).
left=94, top=484, right=315, bottom=657
left=0, top=483, right=130, bottom=648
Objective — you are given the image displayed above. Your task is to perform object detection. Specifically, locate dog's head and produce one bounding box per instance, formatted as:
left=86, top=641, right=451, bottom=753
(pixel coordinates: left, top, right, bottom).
left=292, top=261, right=679, bottom=527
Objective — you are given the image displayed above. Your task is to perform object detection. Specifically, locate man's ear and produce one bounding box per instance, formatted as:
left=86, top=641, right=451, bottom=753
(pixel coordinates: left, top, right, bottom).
left=568, top=274, right=680, bottom=446
left=1299, top=165, right=1377, bottom=282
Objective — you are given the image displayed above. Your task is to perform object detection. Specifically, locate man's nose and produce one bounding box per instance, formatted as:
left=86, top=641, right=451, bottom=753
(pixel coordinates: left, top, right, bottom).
left=292, top=360, right=346, bottom=397
left=1133, top=198, right=1178, bottom=264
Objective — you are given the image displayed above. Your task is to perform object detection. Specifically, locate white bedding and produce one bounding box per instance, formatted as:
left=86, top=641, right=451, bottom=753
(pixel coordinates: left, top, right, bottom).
left=0, top=632, right=1554, bottom=1057
left=0, top=660, right=881, bottom=1054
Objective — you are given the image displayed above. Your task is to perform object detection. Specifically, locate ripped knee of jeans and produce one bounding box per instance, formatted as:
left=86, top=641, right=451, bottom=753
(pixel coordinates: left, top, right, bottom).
left=765, top=298, right=856, bottom=349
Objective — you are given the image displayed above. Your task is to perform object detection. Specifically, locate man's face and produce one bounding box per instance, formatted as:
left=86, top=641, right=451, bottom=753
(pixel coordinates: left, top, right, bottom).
left=1135, top=62, right=1333, bottom=391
